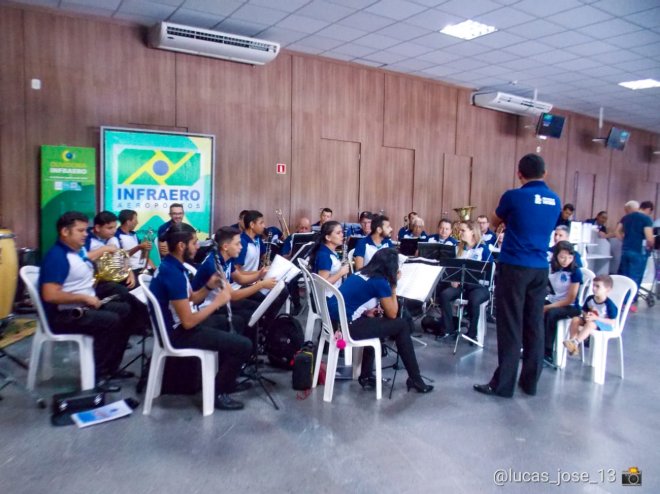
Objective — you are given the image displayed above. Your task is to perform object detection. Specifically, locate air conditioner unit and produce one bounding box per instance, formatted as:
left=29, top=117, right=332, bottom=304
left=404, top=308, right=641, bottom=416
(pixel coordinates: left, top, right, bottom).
left=148, top=22, right=280, bottom=66
left=471, top=91, right=552, bottom=116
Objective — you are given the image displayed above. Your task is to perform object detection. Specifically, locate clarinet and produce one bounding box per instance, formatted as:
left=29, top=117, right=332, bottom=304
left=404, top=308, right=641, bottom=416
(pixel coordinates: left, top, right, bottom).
left=263, top=231, right=273, bottom=267
left=341, top=228, right=350, bottom=277
left=212, top=240, right=233, bottom=330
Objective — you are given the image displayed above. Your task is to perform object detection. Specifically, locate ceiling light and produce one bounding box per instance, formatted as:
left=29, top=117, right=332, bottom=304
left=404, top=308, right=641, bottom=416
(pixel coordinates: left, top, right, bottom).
left=618, top=79, right=660, bottom=90
left=440, top=20, right=497, bottom=40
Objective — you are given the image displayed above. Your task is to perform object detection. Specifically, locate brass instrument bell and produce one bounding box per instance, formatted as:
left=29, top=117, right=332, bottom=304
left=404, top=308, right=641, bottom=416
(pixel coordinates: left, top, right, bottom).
left=453, top=206, right=476, bottom=221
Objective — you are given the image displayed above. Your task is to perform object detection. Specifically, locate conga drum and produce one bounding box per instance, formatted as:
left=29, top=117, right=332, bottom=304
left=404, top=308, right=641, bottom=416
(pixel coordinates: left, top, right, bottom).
left=0, top=230, right=18, bottom=319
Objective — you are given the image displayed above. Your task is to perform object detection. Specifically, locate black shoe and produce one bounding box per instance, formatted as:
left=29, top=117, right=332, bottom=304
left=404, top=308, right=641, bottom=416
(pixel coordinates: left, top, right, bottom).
left=230, top=380, right=253, bottom=393
left=358, top=375, right=377, bottom=390
left=214, top=394, right=244, bottom=410
left=543, top=356, right=555, bottom=367
left=406, top=377, right=433, bottom=393
left=473, top=383, right=497, bottom=396
left=518, top=382, right=536, bottom=396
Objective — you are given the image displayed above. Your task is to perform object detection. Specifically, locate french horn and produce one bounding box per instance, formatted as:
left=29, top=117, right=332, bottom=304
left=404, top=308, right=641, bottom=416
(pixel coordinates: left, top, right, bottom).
left=95, top=250, right=130, bottom=283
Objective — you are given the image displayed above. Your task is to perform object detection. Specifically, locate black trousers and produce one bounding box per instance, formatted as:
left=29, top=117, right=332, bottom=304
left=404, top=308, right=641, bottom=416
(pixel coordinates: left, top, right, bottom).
left=169, top=313, right=252, bottom=394
left=438, top=284, right=490, bottom=337
left=544, top=305, right=581, bottom=357
left=349, top=316, right=422, bottom=381
left=96, top=281, right=150, bottom=335
left=50, top=300, right=132, bottom=379
left=489, top=263, right=548, bottom=397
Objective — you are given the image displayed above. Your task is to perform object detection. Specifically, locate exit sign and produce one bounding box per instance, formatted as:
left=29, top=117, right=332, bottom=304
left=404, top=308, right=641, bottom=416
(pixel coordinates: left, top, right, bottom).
left=276, top=163, right=286, bottom=174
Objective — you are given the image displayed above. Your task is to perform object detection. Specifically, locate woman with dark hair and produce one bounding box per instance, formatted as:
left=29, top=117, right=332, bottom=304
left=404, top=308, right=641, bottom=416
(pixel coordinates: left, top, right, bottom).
left=308, top=221, right=350, bottom=288
left=327, top=248, right=433, bottom=394
left=543, top=240, right=583, bottom=364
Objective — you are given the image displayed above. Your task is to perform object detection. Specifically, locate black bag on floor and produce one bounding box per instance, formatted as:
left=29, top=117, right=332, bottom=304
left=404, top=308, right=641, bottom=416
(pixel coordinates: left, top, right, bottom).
left=292, top=341, right=316, bottom=390
left=265, top=314, right=304, bottom=370
left=161, top=357, right=202, bottom=395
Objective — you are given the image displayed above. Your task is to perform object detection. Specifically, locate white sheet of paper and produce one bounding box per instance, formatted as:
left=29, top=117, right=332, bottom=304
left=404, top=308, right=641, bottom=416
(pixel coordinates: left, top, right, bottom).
left=396, top=263, right=444, bottom=302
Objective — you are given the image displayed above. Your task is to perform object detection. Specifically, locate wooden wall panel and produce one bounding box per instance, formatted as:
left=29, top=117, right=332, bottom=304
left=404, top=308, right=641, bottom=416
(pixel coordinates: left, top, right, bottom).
left=176, top=52, right=292, bottom=229
left=1, top=4, right=659, bottom=249
left=0, top=7, right=28, bottom=243
left=442, top=155, right=472, bottom=219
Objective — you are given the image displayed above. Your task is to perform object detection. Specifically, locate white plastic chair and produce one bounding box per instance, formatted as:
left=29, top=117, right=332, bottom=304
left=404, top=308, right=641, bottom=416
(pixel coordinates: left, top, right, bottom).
left=297, top=259, right=322, bottom=342
left=19, top=266, right=96, bottom=391
left=581, top=274, right=637, bottom=384
left=311, top=273, right=382, bottom=401
left=347, top=248, right=355, bottom=274
left=554, top=267, right=595, bottom=369
left=139, top=274, right=218, bottom=416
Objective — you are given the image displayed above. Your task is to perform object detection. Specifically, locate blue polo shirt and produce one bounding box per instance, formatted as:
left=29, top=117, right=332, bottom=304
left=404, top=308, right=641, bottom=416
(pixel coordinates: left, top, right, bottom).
left=354, top=236, right=394, bottom=266
left=280, top=236, right=293, bottom=256
left=327, top=273, right=391, bottom=322
left=149, top=255, right=192, bottom=331
left=235, top=232, right=261, bottom=271
left=496, top=180, right=561, bottom=269
left=85, top=228, right=119, bottom=252
left=157, top=220, right=174, bottom=242
left=620, top=212, right=652, bottom=252
left=402, top=231, right=430, bottom=241
left=428, top=235, right=457, bottom=246
left=481, top=229, right=496, bottom=245
left=39, top=240, right=95, bottom=317
left=397, top=227, right=411, bottom=241
left=458, top=242, right=491, bottom=262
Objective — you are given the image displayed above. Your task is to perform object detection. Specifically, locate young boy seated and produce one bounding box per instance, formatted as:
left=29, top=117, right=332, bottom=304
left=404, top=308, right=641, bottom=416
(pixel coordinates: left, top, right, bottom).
left=563, top=275, right=618, bottom=356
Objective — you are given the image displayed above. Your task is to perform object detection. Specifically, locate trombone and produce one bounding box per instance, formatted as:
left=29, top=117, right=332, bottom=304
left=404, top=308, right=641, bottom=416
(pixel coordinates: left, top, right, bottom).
left=275, top=208, right=290, bottom=239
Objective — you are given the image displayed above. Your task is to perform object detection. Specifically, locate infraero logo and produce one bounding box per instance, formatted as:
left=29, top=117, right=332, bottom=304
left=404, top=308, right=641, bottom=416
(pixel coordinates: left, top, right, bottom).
left=114, top=147, right=204, bottom=210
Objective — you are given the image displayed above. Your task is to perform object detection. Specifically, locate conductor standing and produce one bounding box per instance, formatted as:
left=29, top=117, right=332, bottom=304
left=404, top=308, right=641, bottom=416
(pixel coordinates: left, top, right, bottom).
left=474, top=154, right=560, bottom=397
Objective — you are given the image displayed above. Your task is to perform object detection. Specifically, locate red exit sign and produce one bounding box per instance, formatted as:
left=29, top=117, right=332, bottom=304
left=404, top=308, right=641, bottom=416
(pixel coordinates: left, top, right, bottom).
left=276, top=163, right=286, bottom=174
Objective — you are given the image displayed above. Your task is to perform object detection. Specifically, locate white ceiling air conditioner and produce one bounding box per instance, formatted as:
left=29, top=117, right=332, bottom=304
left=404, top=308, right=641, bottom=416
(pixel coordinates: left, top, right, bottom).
left=471, top=91, right=552, bottom=116
left=148, top=22, right=280, bottom=66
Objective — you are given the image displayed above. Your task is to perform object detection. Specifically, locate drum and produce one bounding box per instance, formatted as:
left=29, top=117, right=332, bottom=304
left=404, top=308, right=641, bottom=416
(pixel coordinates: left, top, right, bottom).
left=0, top=230, right=18, bottom=319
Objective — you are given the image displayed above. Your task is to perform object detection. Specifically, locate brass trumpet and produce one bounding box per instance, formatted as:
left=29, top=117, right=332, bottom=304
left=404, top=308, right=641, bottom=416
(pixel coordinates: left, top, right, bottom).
left=275, top=209, right=290, bottom=239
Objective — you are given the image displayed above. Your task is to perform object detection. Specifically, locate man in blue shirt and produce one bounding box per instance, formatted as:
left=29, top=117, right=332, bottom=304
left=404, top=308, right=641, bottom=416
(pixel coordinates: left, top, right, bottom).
left=149, top=223, right=252, bottom=410
left=39, top=211, right=134, bottom=389
left=353, top=214, right=394, bottom=270
left=477, top=215, right=496, bottom=245
left=157, top=203, right=186, bottom=256
left=474, top=154, right=561, bottom=398
left=616, top=200, right=654, bottom=307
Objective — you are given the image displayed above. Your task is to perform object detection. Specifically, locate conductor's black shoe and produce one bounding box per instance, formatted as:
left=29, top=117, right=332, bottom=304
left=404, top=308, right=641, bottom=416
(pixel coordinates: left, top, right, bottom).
left=215, top=394, right=244, bottom=410
left=406, top=377, right=433, bottom=393
left=518, top=382, right=536, bottom=396
left=473, top=383, right=497, bottom=396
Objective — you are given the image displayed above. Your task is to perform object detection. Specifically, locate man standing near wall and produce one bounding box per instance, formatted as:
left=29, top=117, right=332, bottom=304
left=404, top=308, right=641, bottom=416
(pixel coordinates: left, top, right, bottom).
left=158, top=203, right=186, bottom=256
left=474, top=154, right=560, bottom=398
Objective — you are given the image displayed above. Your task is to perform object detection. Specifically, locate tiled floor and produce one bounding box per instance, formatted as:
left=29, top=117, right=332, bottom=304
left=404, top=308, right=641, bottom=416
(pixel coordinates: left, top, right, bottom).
left=1, top=302, right=658, bottom=493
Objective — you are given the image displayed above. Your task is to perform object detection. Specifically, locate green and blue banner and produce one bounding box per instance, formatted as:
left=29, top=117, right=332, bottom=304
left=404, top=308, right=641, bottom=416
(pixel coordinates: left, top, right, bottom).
left=40, top=145, right=96, bottom=255
left=101, top=127, right=215, bottom=260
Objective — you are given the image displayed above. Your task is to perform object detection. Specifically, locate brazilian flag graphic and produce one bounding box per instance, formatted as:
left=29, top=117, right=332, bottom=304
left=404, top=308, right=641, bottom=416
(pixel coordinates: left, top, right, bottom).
left=117, top=149, right=201, bottom=187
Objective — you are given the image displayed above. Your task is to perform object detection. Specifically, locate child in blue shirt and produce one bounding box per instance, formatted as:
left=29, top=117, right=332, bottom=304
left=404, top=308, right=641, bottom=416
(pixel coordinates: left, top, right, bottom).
left=563, top=275, right=618, bottom=356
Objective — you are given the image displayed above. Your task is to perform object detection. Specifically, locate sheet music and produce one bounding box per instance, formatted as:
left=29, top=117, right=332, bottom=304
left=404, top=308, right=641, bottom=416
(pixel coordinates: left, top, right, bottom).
left=250, top=280, right=286, bottom=327
left=396, top=263, right=443, bottom=302
left=259, top=254, right=301, bottom=295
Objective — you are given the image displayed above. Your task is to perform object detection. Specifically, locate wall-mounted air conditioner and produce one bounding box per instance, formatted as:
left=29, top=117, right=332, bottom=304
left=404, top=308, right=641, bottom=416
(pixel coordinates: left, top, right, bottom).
left=471, top=91, right=552, bottom=116
left=148, top=22, right=280, bottom=66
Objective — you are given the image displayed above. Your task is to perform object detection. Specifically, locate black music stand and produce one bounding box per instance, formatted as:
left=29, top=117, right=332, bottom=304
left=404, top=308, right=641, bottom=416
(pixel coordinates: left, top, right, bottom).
left=418, top=242, right=456, bottom=261
left=399, top=238, right=419, bottom=256
left=290, top=233, right=315, bottom=262
left=246, top=280, right=287, bottom=410
left=438, top=258, right=494, bottom=354
left=347, top=235, right=362, bottom=253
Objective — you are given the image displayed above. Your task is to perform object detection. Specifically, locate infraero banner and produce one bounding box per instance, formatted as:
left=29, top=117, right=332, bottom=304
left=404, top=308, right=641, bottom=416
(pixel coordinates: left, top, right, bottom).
left=101, top=127, right=214, bottom=260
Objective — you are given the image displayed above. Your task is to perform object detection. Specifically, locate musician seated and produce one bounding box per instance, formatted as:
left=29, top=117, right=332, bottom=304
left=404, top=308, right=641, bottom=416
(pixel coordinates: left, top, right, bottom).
left=280, top=217, right=311, bottom=258
left=39, top=212, right=134, bottom=388
left=312, top=207, right=333, bottom=231
left=191, top=226, right=277, bottom=352
left=327, top=248, right=432, bottom=394
left=477, top=215, right=496, bottom=245
left=438, top=220, right=491, bottom=340
left=234, top=210, right=267, bottom=283
left=115, top=209, right=153, bottom=278
left=401, top=217, right=429, bottom=242
left=354, top=214, right=394, bottom=270
left=308, top=221, right=350, bottom=289
left=230, top=210, right=249, bottom=232
left=355, top=211, right=373, bottom=237
left=549, top=225, right=583, bottom=267
left=428, top=218, right=458, bottom=246
left=397, top=211, right=418, bottom=241
left=157, top=203, right=187, bottom=256
left=150, top=223, right=252, bottom=410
